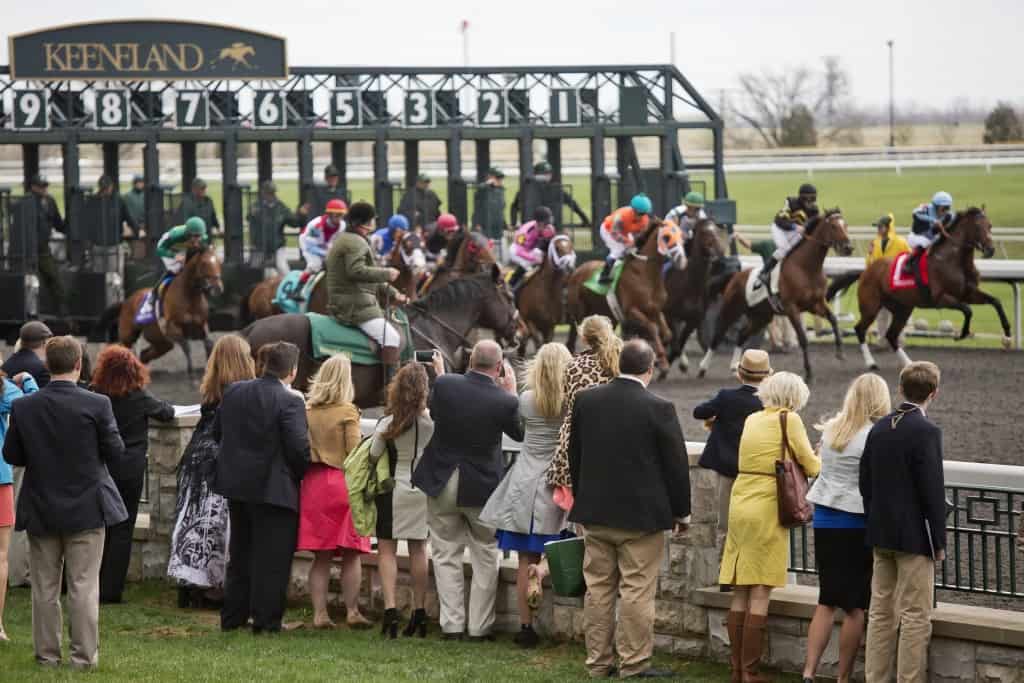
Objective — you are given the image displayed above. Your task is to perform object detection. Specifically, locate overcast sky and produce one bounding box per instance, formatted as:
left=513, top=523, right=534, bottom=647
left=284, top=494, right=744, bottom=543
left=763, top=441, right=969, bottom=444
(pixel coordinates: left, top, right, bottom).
left=4, top=0, right=1021, bottom=110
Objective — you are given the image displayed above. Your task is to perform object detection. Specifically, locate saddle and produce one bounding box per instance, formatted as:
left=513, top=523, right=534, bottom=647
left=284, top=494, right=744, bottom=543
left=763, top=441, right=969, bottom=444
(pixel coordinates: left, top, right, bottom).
left=307, top=311, right=413, bottom=366
left=889, top=252, right=930, bottom=294
left=134, top=273, right=174, bottom=326
left=274, top=271, right=324, bottom=314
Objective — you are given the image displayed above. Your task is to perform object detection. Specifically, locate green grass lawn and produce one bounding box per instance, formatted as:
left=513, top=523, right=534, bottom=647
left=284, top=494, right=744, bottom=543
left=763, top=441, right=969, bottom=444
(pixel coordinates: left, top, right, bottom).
left=0, top=581, right=789, bottom=682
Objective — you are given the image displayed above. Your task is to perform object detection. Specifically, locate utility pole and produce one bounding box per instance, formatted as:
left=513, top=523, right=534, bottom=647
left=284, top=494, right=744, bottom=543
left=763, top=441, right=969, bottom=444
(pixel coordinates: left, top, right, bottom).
left=669, top=31, right=676, bottom=66
left=461, top=20, right=470, bottom=67
left=888, top=40, right=895, bottom=147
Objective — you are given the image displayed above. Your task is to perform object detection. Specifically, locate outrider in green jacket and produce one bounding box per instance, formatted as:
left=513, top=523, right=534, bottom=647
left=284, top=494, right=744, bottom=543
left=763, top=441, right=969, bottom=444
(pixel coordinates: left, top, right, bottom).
left=326, top=231, right=400, bottom=326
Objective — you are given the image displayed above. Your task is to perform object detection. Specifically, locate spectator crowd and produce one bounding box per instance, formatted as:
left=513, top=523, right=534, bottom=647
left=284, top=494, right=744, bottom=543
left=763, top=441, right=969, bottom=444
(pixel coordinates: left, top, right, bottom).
left=0, top=315, right=955, bottom=681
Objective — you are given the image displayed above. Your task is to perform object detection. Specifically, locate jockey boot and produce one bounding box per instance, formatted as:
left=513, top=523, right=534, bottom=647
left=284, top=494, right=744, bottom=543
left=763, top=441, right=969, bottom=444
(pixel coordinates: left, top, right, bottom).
left=755, top=257, right=777, bottom=290
left=381, top=346, right=401, bottom=386
left=289, top=273, right=309, bottom=302
left=508, top=265, right=526, bottom=289
left=903, top=248, right=922, bottom=276
left=598, top=258, right=616, bottom=284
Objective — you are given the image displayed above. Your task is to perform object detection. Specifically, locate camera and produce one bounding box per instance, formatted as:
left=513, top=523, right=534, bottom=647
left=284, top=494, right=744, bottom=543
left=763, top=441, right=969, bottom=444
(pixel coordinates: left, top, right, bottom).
left=414, top=350, right=436, bottom=364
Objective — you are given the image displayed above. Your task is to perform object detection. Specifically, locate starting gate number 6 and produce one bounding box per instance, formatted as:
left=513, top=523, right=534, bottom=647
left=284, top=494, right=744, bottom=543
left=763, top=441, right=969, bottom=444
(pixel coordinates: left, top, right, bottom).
left=14, top=91, right=48, bottom=130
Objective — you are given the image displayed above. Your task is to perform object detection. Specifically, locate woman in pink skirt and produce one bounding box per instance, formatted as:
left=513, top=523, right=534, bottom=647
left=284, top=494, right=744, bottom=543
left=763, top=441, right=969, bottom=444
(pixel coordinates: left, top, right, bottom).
left=297, top=354, right=372, bottom=629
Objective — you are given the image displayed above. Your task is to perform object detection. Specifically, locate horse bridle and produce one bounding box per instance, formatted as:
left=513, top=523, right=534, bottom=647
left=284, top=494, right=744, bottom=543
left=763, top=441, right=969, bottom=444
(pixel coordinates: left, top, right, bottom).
left=942, top=212, right=990, bottom=252
left=547, top=235, right=576, bottom=272
left=801, top=214, right=850, bottom=250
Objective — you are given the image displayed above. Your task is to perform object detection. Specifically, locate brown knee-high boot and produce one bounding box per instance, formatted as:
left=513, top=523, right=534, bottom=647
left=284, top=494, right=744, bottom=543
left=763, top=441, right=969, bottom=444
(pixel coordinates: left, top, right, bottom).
left=726, top=611, right=745, bottom=683
left=741, top=613, right=769, bottom=683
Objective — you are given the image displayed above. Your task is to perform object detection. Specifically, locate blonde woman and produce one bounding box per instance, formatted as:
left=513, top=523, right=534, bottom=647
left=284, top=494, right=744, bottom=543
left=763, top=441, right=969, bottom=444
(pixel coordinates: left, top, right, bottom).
left=481, top=342, right=573, bottom=648
left=296, top=354, right=371, bottom=629
left=545, top=315, right=623, bottom=509
left=720, top=371, right=821, bottom=683
left=801, top=374, right=891, bottom=683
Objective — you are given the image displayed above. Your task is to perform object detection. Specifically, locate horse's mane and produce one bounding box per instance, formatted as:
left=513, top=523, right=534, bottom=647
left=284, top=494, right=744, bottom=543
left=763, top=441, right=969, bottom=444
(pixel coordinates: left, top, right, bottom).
left=951, top=206, right=985, bottom=228
left=411, top=272, right=491, bottom=315
left=805, top=207, right=842, bottom=235
left=634, top=218, right=661, bottom=250
left=184, top=244, right=213, bottom=265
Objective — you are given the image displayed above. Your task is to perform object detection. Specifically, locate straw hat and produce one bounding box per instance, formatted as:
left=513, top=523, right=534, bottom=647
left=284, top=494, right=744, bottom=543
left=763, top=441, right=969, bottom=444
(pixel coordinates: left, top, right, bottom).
left=737, top=349, right=772, bottom=381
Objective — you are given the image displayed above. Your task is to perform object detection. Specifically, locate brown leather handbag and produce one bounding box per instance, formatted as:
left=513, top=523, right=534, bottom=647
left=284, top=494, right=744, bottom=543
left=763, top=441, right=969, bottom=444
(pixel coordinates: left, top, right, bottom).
left=776, top=410, right=814, bottom=528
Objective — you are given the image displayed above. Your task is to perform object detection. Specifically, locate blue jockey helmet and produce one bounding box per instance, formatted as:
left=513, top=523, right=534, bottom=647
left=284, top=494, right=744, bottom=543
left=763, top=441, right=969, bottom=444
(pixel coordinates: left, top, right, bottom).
left=387, top=214, right=410, bottom=231
left=932, top=191, right=953, bottom=208
left=630, top=194, right=653, bottom=215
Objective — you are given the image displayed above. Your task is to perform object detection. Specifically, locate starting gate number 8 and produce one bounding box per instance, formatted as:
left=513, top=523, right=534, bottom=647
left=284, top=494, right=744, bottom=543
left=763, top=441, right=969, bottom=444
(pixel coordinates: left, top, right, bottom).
left=95, top=90, right=129, bottom=129
left=14, top=90, right=48, bottom=130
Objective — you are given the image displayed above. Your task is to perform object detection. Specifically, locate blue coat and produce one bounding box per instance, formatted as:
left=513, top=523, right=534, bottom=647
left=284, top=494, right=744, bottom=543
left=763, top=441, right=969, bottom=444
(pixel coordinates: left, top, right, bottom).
left=0, top=375, right=39, bottom=484
left=693, top=385, right=763, bottom=479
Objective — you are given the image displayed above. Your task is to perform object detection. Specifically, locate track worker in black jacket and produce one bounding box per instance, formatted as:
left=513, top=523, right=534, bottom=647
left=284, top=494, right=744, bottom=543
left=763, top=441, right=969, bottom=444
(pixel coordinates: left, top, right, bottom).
left=859, top=361, right=946, bottom=683
left=567, top=339, right=691, bottom=679
left=2, top=336, right=126, bottom=670
left=214, top=341, right=310, bottom=634
left=692, top=349, right=769, bottom=538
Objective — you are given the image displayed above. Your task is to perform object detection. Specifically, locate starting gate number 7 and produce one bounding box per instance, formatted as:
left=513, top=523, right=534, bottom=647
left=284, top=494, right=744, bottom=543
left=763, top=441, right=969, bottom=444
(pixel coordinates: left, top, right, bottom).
left=176, top=91, right=208, bottom=129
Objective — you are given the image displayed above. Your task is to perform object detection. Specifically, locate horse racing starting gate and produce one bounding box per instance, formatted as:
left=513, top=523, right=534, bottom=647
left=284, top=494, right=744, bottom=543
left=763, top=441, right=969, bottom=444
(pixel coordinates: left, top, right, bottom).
left=0, top=19, right=733, bottom=336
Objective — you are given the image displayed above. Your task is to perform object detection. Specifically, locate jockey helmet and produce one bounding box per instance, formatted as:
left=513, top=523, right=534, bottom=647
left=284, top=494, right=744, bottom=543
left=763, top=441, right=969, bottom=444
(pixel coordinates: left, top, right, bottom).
left=630, top=194, right=653, bottom=215
left=684, top=191, right=705, bottom=207
left=325, top=198, right=348, bottom=215
left=184, top=216, right=206, bottom=235
left=436, top=213, right=459, bottom=233
left=932, top=191, right=953, bottom=208
left=798, top=183, right=817, bottom=196
left=533, top=206, right=554, bottom=225
left=323, top=163, right=340, bottom=178
left=533, top=161, right=553, bottom=175
left=387, top=214, right=410, bottom=231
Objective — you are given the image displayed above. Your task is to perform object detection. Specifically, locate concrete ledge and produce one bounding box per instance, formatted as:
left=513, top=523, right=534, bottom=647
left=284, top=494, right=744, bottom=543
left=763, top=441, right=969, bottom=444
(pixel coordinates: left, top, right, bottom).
left=152, top=414, right=200, bottom=429
left=693, top=585, right=1024, bottom=648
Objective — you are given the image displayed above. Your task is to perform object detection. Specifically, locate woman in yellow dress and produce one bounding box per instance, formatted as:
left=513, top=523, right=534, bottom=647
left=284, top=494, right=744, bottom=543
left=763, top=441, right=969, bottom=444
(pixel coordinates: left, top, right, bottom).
left=719, top=371, right=821, bottom=683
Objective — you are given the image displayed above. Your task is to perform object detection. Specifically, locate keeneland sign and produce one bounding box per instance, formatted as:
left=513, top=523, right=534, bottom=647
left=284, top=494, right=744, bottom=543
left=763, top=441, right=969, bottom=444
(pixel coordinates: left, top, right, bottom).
left=9, top=20, right=287, bottom=80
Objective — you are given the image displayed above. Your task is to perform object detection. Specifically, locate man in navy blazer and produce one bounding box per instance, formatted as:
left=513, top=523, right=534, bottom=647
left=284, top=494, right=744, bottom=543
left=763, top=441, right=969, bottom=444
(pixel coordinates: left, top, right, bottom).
left=859, top=361, right=946, bottom=683
left=3, top=336, right=125, bottom=669
left=693, top=349, right=769, bottom=537
left=412, top=340, right=522, bottom=640
left=214, top=341, right=310, bottom=634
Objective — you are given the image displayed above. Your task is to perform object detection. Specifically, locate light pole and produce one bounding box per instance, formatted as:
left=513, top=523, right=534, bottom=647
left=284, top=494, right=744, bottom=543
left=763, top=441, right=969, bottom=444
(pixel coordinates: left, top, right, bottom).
left=887, top=40, right=895, bottom=147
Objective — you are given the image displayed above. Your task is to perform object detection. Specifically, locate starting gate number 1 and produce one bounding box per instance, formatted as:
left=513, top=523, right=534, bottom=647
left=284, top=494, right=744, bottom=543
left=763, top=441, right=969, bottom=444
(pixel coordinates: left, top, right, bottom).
left=330, top=89, right=362, bottom=128
left=253, top=91, right=286, bottom=129
left=404, top=91, right=435, bottom=127
left=13, top=90, right=49, bottom=130
left=477, top=90, right=507, bottom=126
left=549, top=89, right=580, bottom=126
left=176, top=91, right=209, bottom=129
left=94, top=90, right=130, bottom=130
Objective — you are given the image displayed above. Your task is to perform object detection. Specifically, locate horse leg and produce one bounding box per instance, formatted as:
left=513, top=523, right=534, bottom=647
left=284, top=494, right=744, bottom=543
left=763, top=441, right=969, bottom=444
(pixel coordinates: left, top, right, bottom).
left=885, top=303, right=915, bottom=368
left=698, top=290, right=745, bottom=379
left=676, top=321, right=699, bottom=374
left=139, top=334, right=174, bottom=365
left=964, top=287, right=1013, bottom=348
left=628, top=310, right=669, bottom=379
left=203, top=326, right=215, bottom=363
left=812, top=300, right=844, bottom=361
left=949, top=302, right=973, bottom=342
left=565, top=321, right=578, bottom=353
left=178, top=339, right=195, bottom=376
left=855, top=282, right=885, bottom=371
left=783, top=304, right=813, bottom=383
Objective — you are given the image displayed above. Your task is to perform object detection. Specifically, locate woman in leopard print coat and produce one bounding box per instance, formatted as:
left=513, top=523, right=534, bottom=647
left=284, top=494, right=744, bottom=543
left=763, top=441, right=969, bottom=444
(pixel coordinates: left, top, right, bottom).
left=545, top=315, right=623, bottom=508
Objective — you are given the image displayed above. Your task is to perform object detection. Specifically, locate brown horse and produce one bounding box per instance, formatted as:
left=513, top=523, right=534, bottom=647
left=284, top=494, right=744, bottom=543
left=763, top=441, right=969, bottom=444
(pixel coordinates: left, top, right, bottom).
left=840, top=207, right=1011, bottom=370
left=515, top=234, right=577, bottom=357
left=107, top=246, right=224, bottom=374
left=697, top=209, right=853, bottom=381
left=664, top=219, right=726, bottom=374
left=239, top=266, right=520, bottom=407
left=385, top=229, right=428, bottom=300
left=420, top=231, right=496, bottom=296
left=565, top=220, right=686, bottom=371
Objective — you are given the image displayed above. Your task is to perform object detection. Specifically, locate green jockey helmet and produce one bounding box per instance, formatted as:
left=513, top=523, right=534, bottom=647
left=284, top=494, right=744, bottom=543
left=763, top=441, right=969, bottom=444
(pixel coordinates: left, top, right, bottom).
left=684, top=191, right=705, bottom=207
left=184, top=216, right=207, bottom=236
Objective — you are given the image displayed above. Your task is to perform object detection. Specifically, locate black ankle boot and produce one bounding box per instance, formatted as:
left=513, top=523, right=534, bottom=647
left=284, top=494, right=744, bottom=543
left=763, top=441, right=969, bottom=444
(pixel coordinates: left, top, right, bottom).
left=381, top=608, right=399, bottom=639
left=513, top=624, right=540, bottom=649
left=403, top=608, right=427, bottom=638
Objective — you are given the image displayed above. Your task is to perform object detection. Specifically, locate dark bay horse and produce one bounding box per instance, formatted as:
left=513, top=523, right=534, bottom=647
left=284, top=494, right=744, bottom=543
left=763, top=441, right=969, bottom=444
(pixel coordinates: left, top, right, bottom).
left=515, top=234, right=577, bottom=357
left=664, top=219, right=726, bottom=374
left=240, top=265, right=519, bottom=408
left=565, top=220, right=685, bottom=372
left=839, top=207, right=1011, bottom=370
left=106, top=246, right=223, bottom=373
left=698, top=209, right=852, bottom=381
left=386, top=230, right=428, bottom=301
left=419, top=231, right=496, bottom=296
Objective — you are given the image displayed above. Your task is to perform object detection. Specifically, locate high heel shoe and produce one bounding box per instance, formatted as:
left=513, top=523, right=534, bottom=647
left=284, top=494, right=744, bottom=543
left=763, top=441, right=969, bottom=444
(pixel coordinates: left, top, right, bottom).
left=381, top=608, right=399, bottom=639
left=402, top=608, right=427, bottom=638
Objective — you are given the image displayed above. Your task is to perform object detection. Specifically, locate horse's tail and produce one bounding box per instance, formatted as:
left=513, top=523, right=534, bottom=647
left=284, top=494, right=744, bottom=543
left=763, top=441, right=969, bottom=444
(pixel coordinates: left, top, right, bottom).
left=826, top=270, right=862, bottom=301
left=91, top=302, right=122, bottom=343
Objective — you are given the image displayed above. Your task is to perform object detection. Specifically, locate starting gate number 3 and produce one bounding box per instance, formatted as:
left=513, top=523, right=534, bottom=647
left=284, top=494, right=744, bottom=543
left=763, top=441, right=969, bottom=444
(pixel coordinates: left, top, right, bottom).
left=330, top=88, right=362, bottom=128
left=13, top=90, right=50, bottom=130
left=404, top=91, right=435, bottom=128
left=94, top=90, right=131, bottom=130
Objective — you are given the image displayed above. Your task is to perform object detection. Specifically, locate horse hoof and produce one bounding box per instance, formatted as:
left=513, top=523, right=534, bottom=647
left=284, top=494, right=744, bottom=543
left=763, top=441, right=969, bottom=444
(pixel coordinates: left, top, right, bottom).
left=1002, top=336, right=1013, bottom=350
left=677, top=360, right=688, bottom=374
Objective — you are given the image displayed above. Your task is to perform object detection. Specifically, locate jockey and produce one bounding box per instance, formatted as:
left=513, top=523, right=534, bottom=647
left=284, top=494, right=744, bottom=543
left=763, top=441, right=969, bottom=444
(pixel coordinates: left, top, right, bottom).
left=903, top=191, right=954, bottom=275
left=508, top=206, right=556, bottom=289
left=598, top=194, right=653, bottom=284
left=755, top=183, right=821, bottom=291
left=291, top=198, right=347, bottom=301
left=433, top=213, right=465, bottom=268
left=325, top=201, right=407, bottom=382
left=370, top=214, right=410, bottom=260
left=665, top=191, right=708, bottom=241
left=154, top=216, right=208, bottom=308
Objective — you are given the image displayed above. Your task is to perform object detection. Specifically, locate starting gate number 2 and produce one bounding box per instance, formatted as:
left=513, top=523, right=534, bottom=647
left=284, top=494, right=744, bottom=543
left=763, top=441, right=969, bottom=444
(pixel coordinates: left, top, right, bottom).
left=94, top=90, right=130, bottom=130
left=477, top=90, right=507, bottom=126
left=13, top=90, right=49, bottom=130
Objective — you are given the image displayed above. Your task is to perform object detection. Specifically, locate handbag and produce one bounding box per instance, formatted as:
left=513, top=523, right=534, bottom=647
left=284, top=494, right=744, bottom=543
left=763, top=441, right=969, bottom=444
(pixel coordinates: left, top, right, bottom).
left=775, top=410, right=813, bottom=528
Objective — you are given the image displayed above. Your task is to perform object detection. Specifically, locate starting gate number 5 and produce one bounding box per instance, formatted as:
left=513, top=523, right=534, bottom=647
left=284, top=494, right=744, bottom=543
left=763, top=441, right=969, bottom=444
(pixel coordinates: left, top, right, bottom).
left=14, top=90, right=48, bottom=130
left=95, top=90, right=129, bottom=129
left=405, top=91, right=434, bottom=127
left=331, top=89, right=361, bottom=128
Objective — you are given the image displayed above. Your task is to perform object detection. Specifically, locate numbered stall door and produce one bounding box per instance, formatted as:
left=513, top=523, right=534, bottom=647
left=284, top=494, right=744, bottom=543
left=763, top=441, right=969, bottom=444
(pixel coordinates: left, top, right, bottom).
left=94, top=90, right=131, bottom=130
left=404, top=90, right=435, bottom=128
left=253, top=90, right=286, bottom=129
left=549, top=89, right=581, bottom=126
left=329, top=88, right=362, bottom=128
left=176, top=91, right=210, bottom=129
left=476, top=90, right=508, bottom=127
left=13, top=90, right=50, bottom=131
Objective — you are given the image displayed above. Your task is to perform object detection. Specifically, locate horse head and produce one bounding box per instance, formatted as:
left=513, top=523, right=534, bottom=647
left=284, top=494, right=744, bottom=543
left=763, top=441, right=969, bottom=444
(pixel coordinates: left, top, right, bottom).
left=691, top=219, right=725, bottom=264
left=808, top=209, right=853, bottom=256
left=460, top=232, right=496, bottom=271
left=391, top=230, right=427, bottom=275
left=950, top=207, right=995, bottom=258
left=547, top=234, right=577, bottom=273
left=655, top=221, right=686, bottom=269
left=185, top=246, right=224, bottom=298
left=480, top=263, right=520, bottom=346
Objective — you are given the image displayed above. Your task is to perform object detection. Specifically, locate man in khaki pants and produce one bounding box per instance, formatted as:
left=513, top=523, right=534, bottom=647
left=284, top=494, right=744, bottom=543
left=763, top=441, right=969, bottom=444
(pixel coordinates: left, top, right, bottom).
left=2, top=337, right=126, bottom=669
left=567, top=340, right=692, bottom=679
left=859, top=361, right=947, bottom=682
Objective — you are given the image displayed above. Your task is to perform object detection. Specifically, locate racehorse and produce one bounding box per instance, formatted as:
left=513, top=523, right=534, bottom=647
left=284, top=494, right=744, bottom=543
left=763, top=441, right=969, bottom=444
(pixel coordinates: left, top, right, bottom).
left=565, top=220, right=685, bottom=373
left=827, top=207, right=1012, bottom=370
left=419, top=231, right=496, bottom=296
left=663, top=219, right=726, bottom=374
left=514, top=234, right=577, bottom=357
left=698, top=209, right=853, bottom=382
left=239, top=265, right=519, bottom=408
left=385, top=229, right=428, bottom=301
left=102, top=246, right=224, bottom=374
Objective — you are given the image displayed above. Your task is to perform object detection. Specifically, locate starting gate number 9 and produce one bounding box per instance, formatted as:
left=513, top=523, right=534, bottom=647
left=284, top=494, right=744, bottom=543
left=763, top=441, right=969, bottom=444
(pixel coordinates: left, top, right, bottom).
left=404, top=91, right=435, bottom=127
left=94, top=90, right=130, bottom=130
left=13, top=90, right=49, bottom=130
left=330, top=89, right=361, bottom=128
left=549, top=89, right=580, bottom=126
left=254, top=91, right=285, bottom=129
left=477, top=90, right=507, bottom=126
left=176, top=91, right=209, bottom=129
